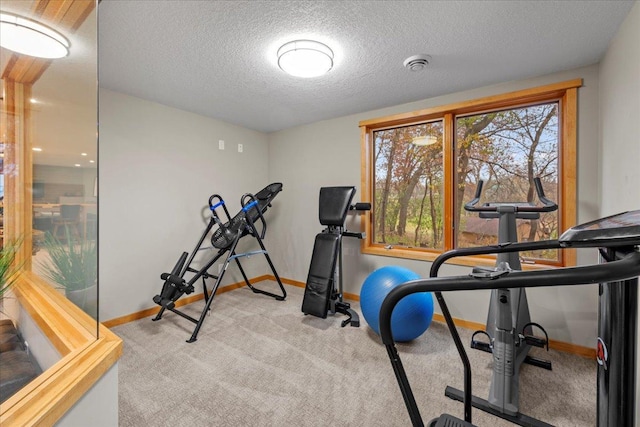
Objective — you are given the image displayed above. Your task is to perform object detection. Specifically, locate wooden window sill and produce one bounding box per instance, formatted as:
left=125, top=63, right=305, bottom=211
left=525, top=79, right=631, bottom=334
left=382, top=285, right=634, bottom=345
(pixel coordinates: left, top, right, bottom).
left=363, top=245, right=557, bottom=270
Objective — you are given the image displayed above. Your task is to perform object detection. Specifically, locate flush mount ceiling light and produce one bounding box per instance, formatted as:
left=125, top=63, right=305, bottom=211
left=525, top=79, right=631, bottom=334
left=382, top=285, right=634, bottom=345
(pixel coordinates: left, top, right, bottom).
left=277, top=40, right=334, bottom=78
left=403, top=54, right=431, bottom=72
left=412, top=135, right=438, bottom=146
left=0, top=12, right=69, bottom=59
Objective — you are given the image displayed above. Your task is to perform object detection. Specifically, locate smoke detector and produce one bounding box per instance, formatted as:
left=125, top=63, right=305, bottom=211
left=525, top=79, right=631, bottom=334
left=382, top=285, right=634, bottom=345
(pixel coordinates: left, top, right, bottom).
left=403, top=54, right=431, bottom=72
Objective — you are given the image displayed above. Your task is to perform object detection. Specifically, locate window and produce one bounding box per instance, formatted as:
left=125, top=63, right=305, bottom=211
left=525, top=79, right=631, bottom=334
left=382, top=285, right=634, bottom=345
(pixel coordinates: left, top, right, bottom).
left=360, top=80, right=580, bottom=267
left=373, top=120, right=444, bottom=250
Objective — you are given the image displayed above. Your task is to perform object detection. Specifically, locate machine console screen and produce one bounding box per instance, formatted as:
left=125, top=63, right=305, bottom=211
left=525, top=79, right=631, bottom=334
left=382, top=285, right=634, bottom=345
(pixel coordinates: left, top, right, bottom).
left=559, top=210, right=640, bottom=247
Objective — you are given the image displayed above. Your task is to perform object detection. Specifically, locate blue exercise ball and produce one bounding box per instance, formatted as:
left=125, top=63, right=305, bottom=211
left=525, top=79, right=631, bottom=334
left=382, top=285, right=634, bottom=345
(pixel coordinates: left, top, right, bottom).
left=360, top=266, right=434, bottom=342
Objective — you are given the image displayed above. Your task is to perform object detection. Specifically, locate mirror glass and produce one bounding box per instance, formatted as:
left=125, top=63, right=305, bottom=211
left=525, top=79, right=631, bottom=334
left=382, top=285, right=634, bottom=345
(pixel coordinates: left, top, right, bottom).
left=0, top=0, right=98, bottom=403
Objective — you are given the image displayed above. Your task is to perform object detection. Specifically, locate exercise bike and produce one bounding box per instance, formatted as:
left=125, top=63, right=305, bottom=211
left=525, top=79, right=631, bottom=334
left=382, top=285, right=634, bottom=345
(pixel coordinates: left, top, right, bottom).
left=444, top=177, right=557, bottom=426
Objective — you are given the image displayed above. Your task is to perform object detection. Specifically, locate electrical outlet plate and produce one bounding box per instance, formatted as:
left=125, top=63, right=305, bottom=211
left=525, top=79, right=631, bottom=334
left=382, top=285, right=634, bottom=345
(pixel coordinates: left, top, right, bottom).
left=218, top=140, right=225, bottom=150
left=238, top=143, right=243, bottom=153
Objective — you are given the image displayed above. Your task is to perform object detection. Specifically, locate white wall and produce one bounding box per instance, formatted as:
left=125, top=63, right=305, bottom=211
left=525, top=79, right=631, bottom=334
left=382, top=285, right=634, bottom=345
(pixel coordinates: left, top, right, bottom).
left=18, top=306, right=62, bottom=371
left=99, top=89, right=271, bottom=321
left=56, top=363, right=119, bottom=427
left=1, top=297, right=63, bottom=372
left=598, top=1, right=640, bottom=422
left=599, top=6, right=640, bottom=214
left=268, top=65, right=602, bottom=348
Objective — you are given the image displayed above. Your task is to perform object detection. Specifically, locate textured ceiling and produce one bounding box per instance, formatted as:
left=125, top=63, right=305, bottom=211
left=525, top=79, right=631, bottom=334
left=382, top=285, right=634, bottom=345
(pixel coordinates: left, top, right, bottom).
left=98, top=1, right=635, bottom=133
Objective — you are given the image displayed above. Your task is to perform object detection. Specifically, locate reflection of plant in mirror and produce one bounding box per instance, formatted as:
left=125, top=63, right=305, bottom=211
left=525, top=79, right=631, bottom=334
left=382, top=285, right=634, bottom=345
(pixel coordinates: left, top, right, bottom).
left=40, top=229, right=97, bottom=292
left=0, top=238, right=23, bottom=299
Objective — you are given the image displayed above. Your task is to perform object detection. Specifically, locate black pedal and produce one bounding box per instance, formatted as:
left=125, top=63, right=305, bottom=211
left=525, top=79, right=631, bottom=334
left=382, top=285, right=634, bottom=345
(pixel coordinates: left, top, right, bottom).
left=521, top=323, right=552, bottom=370
left=524, top=355, right=553, bottom=370
left=471, top=341, right=492, bottom=353
left=521, top=322, right=550, bottom=350
left=523, top=335, right=547, bottom=348
left=470, top=330, right=492, bottom=353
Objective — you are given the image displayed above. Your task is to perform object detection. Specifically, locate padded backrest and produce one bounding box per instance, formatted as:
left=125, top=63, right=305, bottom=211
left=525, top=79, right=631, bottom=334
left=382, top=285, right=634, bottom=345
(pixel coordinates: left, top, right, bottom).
left=210, top=182, right=283, bottom=250
left=301, top=233, right=341, bottom=318
left=255, top=182, right=283, bottom=207
left=319, top=186, right=355, bottom=226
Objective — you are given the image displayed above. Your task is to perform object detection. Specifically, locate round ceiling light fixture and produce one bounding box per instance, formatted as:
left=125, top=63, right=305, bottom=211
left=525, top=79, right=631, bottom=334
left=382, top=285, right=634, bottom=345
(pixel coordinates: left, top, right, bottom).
left=403, top=54, right=431, bottom=72
left=277, top=40, right=334, bottom=78
left=411, top=135, right=438, bottom=146
left=0, top=12, right=69, bottom=59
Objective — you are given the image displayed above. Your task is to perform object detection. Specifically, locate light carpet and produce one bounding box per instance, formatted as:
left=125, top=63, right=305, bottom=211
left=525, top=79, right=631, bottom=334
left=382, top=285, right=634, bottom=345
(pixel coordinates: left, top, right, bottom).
left=113, top=283, right=596, bottom=426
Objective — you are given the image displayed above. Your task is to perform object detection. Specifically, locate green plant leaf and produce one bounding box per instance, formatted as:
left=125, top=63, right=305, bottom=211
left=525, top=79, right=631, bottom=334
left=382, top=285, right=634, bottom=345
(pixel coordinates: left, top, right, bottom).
left=39, top=228, right=97, bottom=292
left=0, top=237, right=24, bottom=298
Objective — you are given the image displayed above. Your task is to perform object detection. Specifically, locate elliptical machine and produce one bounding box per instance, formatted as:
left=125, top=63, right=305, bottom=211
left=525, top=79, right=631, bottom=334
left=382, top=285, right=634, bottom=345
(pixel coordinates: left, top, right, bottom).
left=445, top=177, right=557, bottom=426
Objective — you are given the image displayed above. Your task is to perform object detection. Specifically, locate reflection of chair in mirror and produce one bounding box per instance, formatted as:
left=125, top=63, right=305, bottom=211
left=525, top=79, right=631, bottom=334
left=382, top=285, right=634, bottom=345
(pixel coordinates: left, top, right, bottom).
left=52, top=205, right=81, bottom=240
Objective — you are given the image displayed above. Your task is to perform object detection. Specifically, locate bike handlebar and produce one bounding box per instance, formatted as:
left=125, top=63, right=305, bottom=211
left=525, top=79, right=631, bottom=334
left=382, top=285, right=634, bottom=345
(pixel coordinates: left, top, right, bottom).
left=464, top=177, right=558, bottom=213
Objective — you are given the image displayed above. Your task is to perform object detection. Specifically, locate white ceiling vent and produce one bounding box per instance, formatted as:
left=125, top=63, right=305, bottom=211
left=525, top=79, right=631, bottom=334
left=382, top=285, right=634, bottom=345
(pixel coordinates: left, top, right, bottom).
left=403, top=54, right=431, bottom=71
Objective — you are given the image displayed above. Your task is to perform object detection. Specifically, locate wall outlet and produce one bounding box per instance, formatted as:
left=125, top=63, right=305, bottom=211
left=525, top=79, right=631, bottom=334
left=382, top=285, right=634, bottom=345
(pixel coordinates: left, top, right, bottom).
left=218, top=139, right=225, bottom=150
left=238, top=143, right=243, bottom=153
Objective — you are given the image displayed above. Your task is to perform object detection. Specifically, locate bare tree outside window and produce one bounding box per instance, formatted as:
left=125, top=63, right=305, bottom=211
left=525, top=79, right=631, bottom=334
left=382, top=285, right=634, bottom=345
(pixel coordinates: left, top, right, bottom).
left=373, top=121, right=444, bottom=250
left=361, top=80, right=579, bottom=267
left=455, top=103, right=560, bottom=261
left=371, top=103, right=560, bottom=262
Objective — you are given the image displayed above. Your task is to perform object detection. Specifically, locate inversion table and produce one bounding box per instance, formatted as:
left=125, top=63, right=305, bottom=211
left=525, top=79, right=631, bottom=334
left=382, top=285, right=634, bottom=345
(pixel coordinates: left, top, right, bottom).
left=152, top=182, right=286, bottom=342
